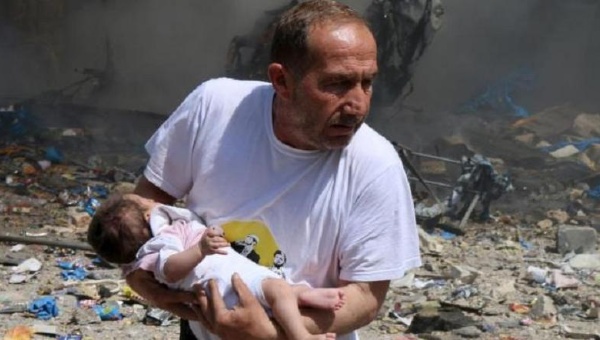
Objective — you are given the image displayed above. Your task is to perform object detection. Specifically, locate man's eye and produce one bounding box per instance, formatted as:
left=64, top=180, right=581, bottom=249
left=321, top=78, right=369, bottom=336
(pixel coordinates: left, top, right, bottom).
left=362, top=79, right=373, bottom=90
left=326, top=80, right=352, bottom=92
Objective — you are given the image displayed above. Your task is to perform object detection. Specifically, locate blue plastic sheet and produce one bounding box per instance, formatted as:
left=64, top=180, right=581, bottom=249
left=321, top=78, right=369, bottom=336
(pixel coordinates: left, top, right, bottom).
left=84, top=197, right=101, bottom=216
left=28, top=296, right=59, bottom=320
left=587, top=185, right=600, bottom=200
left=45, top=147, right=64, bottom=163
left=458, top=67, right=534, bottom=117
left=93, top=301, right=123, bottom=321
left=439, top=230, right=457, bottom=240
left=61, top=267, right=88, bottom=281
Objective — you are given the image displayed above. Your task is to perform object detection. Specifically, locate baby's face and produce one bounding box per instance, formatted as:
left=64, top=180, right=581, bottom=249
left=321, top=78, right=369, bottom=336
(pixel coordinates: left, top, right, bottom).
left=123, top=194, right=158, bottom=222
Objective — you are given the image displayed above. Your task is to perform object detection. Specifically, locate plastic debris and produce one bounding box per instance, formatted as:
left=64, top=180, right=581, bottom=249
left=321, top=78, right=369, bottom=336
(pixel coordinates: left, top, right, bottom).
left=83, top=197, right=101, bottom=216
left=28, top=296, right=59, bottom=320
left=144, top=307, right=175, bottom=326
left=11, top=258, right=42, bottom=274
left=61, top=267, right=89, bottom=281
left=527, top=266, right=548, bottom=284
left=93, top=301, right=122, bottom=321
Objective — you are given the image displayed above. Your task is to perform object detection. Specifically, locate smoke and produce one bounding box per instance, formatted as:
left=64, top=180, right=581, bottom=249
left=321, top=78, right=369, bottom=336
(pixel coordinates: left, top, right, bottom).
left=1, top=0, right=598, bottom=119
left=406, top=0, right=600, bottom=116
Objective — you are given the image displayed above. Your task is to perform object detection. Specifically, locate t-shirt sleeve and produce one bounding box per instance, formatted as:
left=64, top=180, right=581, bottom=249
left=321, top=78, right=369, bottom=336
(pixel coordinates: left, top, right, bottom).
left=143, top=85, right=206, bottom=199
left=338, top=164, right=421, bottom=282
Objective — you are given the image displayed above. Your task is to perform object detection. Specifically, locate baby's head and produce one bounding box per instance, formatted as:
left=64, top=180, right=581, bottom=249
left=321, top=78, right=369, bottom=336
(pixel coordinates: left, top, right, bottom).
left=87, top=193, right=154, bottom=264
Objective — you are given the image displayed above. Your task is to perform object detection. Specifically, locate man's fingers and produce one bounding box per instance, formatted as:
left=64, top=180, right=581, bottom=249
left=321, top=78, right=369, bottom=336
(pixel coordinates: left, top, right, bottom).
left=207, top=279, right=228, bottom=315
left=194, top=284, right=216, bottom=326
left=230, top=273, right=255, bottom=307
left=190, top=303, right=213, bottom=332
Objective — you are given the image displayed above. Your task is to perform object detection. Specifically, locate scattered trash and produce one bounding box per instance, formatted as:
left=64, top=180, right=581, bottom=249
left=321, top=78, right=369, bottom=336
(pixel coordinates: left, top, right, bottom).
left=527, top=266, right=548, bottom=284
left=92, top=301, right=122, bottom=321
left=11, top=258, right=42, bottom=274
left=3, top=325, right=34, bottom=340
left=60, top=267, right=89, bottom=281
left=509, top=303, right=530, bottom=314
left=28, top=296, right=59, bottom=320
left=144, top=307, right=175, bottom=326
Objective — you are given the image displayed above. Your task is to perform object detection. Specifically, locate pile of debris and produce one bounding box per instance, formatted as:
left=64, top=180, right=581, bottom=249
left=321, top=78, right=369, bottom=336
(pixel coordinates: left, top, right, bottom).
left=1, top=100, right=600, bottom=339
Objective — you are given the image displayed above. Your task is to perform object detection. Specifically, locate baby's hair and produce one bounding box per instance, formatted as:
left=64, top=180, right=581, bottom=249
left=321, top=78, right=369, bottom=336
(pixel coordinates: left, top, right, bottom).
left=87, top=193, right=149, bottom=264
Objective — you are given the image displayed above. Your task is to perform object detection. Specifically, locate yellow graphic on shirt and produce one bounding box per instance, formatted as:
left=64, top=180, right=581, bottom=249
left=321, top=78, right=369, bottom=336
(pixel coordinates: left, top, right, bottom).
left=221, top=220, right=279, bottom=267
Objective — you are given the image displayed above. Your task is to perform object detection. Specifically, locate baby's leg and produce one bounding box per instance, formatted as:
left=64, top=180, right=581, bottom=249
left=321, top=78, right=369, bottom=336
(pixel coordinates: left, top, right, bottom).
left=262, top=278, right=328, bottom=340
left=293, top=284, right=346, bottom=311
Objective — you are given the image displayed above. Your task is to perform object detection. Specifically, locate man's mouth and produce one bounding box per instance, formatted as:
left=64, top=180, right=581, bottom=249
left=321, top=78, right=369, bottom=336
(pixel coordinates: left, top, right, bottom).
left=329, top=124, right=355, bottom=136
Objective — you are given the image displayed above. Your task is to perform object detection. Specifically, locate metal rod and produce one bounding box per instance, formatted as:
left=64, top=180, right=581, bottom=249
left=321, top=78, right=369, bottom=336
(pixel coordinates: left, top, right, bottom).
left=459, top=194, right=480, bottom=229
left=0, top=234, right=93, bottom=251
left=409, top=151, right=461, bottom=164
left=408, top=177, right=454, bottom=188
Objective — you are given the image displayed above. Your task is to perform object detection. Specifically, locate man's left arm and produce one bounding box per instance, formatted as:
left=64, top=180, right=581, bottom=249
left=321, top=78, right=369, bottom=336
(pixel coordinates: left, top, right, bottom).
left=300, top=280, right=389, bottom=335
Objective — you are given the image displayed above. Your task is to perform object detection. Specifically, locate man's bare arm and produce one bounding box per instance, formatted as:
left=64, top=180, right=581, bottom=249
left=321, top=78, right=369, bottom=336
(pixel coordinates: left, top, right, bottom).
left=125, top=269, right=197, bottom=320
left=195, top=276, right=389, bottom=339
left=301, top=280, right=389, bottom=336
left=134, top=175, right=177, bottom=205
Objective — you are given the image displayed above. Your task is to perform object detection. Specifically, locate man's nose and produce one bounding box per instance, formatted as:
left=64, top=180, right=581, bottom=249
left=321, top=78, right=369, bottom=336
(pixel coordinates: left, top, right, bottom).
left=344, top=84, right=371, bottom=116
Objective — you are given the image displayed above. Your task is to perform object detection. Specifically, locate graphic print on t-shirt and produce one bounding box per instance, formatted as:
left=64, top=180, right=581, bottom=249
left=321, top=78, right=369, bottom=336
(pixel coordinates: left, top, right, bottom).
left=222, top=220, right=285, bottom=272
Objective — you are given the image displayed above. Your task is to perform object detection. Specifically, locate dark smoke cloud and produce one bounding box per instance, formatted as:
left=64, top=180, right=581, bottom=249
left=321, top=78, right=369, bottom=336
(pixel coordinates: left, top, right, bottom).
left=407, top=0, right=600, bottom=116
left=1, top=0, right=598, bottom=120
left=0, top=0, right=368, bottom=113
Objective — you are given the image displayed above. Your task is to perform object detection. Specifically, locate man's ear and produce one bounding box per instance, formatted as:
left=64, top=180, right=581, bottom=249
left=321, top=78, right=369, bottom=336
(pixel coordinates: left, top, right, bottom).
left=268, top=63, right=292, bottom=100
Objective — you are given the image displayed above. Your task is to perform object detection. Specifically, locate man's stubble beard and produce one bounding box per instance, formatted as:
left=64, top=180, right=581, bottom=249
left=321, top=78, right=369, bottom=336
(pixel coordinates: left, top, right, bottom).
left=291, top=89, right=359, bottom=151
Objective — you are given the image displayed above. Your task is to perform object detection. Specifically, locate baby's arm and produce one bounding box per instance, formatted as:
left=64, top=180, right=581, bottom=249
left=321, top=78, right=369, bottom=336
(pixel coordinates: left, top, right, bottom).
left=163, top=225, right=228, bottom=283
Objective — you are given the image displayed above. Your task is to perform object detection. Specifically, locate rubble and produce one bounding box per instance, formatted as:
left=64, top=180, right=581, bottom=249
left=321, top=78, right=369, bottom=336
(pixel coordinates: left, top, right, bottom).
left=2, top=95, right=600, bottom=339
left=557, top=225, right=598, bottom=255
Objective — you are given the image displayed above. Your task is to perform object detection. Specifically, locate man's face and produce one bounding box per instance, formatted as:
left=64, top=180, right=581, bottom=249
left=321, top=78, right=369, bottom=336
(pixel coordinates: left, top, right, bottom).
left=285, top=22, right=378, bottom=150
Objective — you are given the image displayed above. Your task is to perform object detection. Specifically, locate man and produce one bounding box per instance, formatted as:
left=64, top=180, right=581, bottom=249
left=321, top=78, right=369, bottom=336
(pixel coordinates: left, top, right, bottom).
left=231, top=234, right=261, bottom=264
left=127, top=1, right=421, bottom=339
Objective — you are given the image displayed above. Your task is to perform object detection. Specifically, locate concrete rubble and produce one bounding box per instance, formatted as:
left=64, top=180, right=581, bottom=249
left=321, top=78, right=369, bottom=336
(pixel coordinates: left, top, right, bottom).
left=1, top=101, right=600, bottom=340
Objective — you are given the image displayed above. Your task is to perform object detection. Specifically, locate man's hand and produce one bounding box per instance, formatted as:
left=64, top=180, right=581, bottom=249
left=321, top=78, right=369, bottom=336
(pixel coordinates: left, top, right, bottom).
left=126, top=269, right=197, bottom=320
left=200, top=225, right=229, bottom=256
left=193, top=273, right=282, bottom=340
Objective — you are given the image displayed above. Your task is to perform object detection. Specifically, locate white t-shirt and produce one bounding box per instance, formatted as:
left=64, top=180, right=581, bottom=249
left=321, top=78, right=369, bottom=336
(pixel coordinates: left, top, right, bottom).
left=144, top=78, right=421, bottom=340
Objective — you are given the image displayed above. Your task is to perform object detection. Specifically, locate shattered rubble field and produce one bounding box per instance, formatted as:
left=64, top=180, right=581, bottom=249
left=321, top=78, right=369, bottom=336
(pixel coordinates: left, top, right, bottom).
left=2, top=103, right=600, bottom=339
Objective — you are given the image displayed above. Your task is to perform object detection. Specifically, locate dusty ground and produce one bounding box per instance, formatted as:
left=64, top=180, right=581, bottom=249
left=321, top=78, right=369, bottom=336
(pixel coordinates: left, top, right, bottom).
left=1, top=103, right=600, bottom=339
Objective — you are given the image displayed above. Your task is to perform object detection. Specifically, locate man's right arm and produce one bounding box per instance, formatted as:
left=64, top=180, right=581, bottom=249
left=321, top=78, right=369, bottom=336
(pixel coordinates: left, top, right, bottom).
left=125, top=269, right=197, bottom=320
left=134, top=175, right=177, bottom=205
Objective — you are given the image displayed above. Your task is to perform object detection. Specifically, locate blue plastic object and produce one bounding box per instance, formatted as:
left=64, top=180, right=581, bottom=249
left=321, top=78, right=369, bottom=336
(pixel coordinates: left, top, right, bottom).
left=61, top=267, right=88, bottom=281
left=28, top=296, right=59, bottom=320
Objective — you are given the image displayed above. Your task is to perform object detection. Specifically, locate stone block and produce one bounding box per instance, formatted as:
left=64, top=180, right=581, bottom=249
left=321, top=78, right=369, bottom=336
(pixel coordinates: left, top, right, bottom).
left=556, top=224, right=597, bottom=254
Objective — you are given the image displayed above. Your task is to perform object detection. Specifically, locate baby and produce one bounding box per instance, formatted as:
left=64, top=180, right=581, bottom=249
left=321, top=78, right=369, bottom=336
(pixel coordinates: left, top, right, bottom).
left=87, top=193, right=344, bottom=340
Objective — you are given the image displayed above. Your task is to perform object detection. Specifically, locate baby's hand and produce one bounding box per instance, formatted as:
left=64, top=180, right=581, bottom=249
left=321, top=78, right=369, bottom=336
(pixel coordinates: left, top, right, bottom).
left=199, top=225, right=229, bottom=256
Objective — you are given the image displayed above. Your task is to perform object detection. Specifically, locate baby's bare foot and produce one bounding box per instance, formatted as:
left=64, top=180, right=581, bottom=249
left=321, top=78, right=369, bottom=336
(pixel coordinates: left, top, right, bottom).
left=299, top=288, right=345, bottom=310
left=333, top=290, right=345, bottom=310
